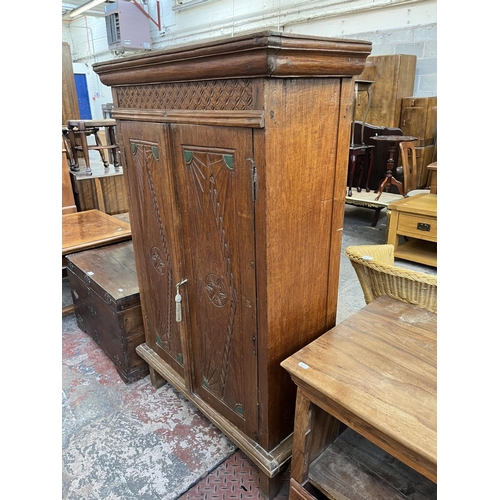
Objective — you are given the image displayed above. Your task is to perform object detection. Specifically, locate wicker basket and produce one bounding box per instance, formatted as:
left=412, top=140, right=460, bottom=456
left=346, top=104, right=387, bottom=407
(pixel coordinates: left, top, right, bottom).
left=345, top=244, right=437, bottom=313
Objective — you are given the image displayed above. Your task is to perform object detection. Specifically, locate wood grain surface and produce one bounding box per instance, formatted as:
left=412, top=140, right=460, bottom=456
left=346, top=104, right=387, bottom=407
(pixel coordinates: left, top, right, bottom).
left=62, top=209, right=132, bottom=255
left=282, top=295, right=437, bottom=483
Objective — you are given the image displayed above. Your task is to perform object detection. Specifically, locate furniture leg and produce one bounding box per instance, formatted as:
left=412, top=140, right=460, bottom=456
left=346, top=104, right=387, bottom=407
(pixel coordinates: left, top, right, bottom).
left=92, top=128, right=110, bottom=168
left=347, top=152, right=357, bottom=197
left=66, top=127, right=81, bottom=171
left=107, top=125, right=121, bottom=169
left=371, top=207, right=382, bottom=227
left=76, top=124, right=93, bottom=176
left=355, top=155, right=364, bottom=193
left=259, top=467, right=288, bottom=500
left=364, top=148, right=373, bottom=192
left=290, top=389, right=342, bottom=484
left=375, top=175, right=389, bottom=200
left=290, top=390, right=314, bottom=483
left=149, top=367, right=167, bottom=389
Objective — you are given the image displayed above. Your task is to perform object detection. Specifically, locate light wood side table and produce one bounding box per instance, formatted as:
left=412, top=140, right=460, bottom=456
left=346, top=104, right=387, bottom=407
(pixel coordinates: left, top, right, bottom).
left=281, top=296, right=437, bottom=500
left=427, top=161, right=437, bottom=194
left=387, top=192, right=437, bottom=267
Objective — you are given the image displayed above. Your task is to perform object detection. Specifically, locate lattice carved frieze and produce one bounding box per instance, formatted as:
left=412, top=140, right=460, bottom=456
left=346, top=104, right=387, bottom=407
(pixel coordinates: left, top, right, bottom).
left=115, top=79, right=255, bottom=111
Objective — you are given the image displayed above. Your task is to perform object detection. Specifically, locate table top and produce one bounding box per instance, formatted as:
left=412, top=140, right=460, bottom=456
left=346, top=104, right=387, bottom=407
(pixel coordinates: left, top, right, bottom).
left=62, top=209, right=132, bottom=255
left=387, top=192, right=437, bottom=216
left=281, top=295, right=437, bottom=482
left=427, top=161, right=437, bottom=171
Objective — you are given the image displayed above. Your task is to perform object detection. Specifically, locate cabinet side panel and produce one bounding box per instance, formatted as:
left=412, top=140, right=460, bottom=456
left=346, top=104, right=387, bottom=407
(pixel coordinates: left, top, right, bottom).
left=118, top=121, right=188, bottom=382
left=256, top=77, right=353, bottom=449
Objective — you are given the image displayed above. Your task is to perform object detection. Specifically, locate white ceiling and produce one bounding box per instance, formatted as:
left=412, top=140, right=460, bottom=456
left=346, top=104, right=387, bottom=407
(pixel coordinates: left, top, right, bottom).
left=62, top=1, right=114, bottom=19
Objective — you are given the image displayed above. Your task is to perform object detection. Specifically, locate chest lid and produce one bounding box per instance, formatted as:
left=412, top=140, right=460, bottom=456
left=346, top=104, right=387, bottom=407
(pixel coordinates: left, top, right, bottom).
left=66, top=240, right=140, bottom=310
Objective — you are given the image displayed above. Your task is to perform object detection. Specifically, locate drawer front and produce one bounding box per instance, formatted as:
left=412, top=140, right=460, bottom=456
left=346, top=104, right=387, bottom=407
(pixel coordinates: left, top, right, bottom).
left=397, top=213, right=437, bottom=241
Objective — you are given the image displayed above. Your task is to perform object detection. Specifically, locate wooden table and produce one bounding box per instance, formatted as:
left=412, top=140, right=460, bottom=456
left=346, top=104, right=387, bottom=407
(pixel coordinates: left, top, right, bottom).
left=371, top=135, right=417, bottom=200
left=387, top=192, right=437, bottom=267
left=62, top=210, right=132, bottom=315
left=281, top=295, right=437, bottom=499
left=62, top=209, right=131, bottom=256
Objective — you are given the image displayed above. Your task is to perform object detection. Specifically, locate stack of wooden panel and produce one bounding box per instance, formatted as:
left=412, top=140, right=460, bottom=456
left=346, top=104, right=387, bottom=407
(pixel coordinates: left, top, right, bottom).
left=354, top=54, right=417, bottom=128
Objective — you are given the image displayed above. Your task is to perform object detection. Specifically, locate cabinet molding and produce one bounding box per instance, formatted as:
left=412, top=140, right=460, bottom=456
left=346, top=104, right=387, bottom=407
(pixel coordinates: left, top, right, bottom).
left=94, top=30, right=371, bottom=87
left=112, top=108, right=265, bottom=128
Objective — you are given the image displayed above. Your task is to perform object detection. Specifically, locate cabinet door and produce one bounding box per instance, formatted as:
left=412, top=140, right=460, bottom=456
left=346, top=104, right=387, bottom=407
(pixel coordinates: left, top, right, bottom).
left=119, top=121, right=187, bottom=382
left=172, top=124, right=259, bottom=438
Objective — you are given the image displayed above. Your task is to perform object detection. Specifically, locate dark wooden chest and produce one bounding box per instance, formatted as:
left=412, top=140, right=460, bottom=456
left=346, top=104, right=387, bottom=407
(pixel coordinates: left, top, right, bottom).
left=66, top=240, right=148, bottom=383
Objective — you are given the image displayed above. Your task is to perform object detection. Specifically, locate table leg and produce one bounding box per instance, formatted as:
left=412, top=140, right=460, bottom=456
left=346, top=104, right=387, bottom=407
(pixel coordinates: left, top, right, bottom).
left=76, top=125, right=93, bottom=176
left=375, top=142, right=404, bottom=200
left=347, top=151, right=357, bottom=197
left=355, top=152, right=364, bottom=193
left=290, top=388, right=342, bottom=484
left=107, top=126, right=121, bottom=169
left=92, top=128, right=110, bottom=168
left=66, top=127, right=81, bottom=172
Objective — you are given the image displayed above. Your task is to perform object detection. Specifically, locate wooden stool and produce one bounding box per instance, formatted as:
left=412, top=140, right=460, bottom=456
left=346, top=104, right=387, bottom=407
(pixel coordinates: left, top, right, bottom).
left=66, top=119, right=121, bottom=175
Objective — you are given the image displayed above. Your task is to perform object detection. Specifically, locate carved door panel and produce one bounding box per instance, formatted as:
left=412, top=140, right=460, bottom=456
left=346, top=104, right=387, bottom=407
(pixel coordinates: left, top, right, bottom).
left=172, top=124, right=259, bottom=437
left=119, top=121, right=187, bottom=381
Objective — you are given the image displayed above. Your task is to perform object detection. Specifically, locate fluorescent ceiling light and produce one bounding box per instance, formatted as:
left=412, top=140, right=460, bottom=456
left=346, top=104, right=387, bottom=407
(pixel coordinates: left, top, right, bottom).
left=70, top=0, right=108, bottom=17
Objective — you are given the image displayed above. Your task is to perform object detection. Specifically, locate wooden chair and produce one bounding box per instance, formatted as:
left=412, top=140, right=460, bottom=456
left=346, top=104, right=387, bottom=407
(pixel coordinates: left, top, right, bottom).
left=399, top=141, right=431, bottom=196
left=345, top=244, right=437, bottom=313
left=347, top=121, right=375, bottom=196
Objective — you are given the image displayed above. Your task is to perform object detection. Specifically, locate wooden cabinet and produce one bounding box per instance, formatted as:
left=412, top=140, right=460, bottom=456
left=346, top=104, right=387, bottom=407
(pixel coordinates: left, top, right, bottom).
left=400, top=96, right=437, bottom=146
left=93, top=30, right=371, bottom=498
left=400, top=96, right=437, bottom=187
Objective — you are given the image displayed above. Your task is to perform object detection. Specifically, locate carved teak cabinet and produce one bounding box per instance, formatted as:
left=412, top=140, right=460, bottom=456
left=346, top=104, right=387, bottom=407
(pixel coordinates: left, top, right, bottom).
left=93, top=31, right=371, bottom=498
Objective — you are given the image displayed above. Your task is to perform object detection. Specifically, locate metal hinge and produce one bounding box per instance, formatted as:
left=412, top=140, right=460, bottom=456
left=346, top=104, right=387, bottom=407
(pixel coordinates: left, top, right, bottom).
left=248, top=158, right=257, bottom=201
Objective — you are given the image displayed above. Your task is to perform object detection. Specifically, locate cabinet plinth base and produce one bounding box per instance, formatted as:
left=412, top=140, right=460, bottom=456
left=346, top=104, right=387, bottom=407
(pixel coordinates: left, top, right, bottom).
left=136, top=343, right=293, bottom=488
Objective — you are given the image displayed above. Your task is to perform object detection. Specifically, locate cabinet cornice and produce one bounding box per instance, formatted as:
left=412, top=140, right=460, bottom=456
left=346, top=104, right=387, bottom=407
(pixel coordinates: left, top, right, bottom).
left=93, top=31, right=371, bottom=86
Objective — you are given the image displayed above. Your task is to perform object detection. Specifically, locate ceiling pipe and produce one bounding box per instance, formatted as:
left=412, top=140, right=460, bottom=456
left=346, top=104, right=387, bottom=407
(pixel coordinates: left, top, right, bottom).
left=131, top=0, right=161, bottom=30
